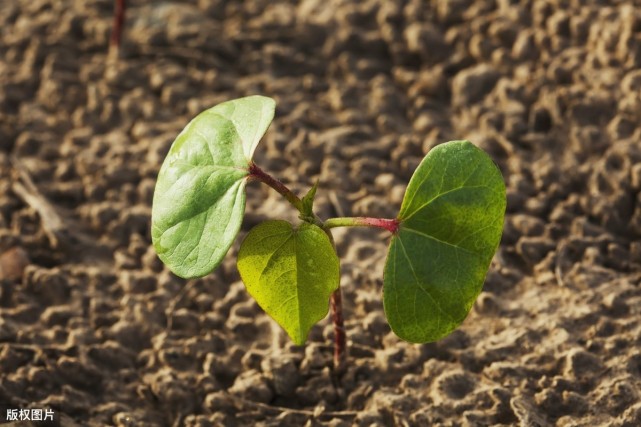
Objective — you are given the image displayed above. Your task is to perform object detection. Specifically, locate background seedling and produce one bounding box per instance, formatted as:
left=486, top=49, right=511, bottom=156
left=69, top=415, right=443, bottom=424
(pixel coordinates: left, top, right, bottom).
left=151, top=95, right=506, bottom=368
left=109, top=0, right=126, bottom=60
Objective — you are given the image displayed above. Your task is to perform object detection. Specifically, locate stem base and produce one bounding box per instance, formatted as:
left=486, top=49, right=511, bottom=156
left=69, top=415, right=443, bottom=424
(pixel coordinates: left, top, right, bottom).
left=330, top=288, right=346, bottom=370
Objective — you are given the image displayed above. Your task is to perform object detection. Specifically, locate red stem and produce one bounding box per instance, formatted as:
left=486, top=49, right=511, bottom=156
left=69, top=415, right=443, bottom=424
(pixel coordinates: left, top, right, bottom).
left=324, top=216, right=400, bottom=234
left=248, top=163, right=304, bottom=212
left=354, top=217, right=399, bottom=233
left=330, top=288, right=346, bottom=370
left=110, top=0, right=126, bottom=53
left=248, top=162, right=347, bottom=370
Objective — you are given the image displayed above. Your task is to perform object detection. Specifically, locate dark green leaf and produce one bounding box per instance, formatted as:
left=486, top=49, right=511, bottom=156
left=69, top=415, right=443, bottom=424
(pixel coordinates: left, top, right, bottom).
left=384, top=140, right=506, bottom=343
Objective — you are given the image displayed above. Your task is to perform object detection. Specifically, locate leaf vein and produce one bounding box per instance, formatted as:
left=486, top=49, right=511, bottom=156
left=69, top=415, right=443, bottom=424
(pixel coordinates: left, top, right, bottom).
left=397, top=237, right=455, bottom=326
left=402, top=185, right=493, bottom=222
left=401, top=227, right=479, bottom=257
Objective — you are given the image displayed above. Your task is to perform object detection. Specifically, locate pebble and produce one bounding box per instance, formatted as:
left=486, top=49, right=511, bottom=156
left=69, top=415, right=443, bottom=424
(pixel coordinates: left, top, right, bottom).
left=0, top=247, right=30, bottom=281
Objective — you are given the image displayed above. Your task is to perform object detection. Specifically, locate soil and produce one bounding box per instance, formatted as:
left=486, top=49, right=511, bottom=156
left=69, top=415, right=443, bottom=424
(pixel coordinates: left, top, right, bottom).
left=2, top=0, right=641, bottom=426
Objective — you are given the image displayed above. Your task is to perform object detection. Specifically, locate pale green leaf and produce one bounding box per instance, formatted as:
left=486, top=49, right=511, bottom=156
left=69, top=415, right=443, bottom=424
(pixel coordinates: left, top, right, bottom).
left=152, top=95, right=276, bottom=278
left=384, top=140, right=506, bottom=343
left=237, top=220, right=340, bottom=345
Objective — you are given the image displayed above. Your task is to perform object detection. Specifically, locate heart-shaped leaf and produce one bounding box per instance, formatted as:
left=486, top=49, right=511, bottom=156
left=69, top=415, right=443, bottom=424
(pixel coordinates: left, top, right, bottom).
left=237, top=220, right=340, bottom=345
left=152, top=96, right=275, bottom=278
left=384, top=140, right=506, bottom=343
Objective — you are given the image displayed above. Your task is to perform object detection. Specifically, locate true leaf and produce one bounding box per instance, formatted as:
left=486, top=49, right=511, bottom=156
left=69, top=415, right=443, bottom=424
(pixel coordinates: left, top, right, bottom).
left=151, top=95, right=275, bottom=278
left=237, top=220, right=340, bottom=345
left=300, top=180, right=318, bottom=221
left=384, top=140, right=506, bottom=343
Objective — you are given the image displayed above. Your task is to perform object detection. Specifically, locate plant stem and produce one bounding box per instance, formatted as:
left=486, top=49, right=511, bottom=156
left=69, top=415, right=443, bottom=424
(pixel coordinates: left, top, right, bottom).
left=322, top=228, right=346, bottom=371
left=248, top=163, right=304, bottom=212
left=330, top=288, right=346, bottom=371
left=248, top=162, right=348, bottom=370
left=324, top=217, right=400, bottom=233
left=110, top=0, right=126, bottom=58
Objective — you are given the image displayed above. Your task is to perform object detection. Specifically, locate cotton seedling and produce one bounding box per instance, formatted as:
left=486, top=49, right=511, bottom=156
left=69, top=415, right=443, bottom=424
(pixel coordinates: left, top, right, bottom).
left=151, top=96, right=506, bottom=367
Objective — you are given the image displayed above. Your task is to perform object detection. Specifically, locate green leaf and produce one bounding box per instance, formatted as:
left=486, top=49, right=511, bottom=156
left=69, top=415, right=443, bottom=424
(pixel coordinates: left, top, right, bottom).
left=384, top=140, right=506, bottom=343
left=152, top=95, right=276, bottom=278
left=300, top=180, right=318, bottom=222
left=237, top=220, right=340, bottom=345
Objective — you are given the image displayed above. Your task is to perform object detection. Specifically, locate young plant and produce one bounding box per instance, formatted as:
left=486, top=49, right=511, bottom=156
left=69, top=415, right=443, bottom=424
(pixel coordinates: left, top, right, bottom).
left=151, top=96, right=506, bottom=367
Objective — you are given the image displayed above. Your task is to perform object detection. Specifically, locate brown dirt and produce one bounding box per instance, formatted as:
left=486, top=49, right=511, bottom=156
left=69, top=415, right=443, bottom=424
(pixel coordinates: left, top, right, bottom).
left=2, top=0, right=641, bottom=426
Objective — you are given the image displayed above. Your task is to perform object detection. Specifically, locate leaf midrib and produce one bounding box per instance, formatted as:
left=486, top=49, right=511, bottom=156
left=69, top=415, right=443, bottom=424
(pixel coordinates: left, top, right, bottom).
left=400, top=226, right=480, bottom=258
left=169, top=161, right=249, bottom=172
left=159, top=179, right=245, bottom=244
left=396, top=237, right=457, bottom=326
left=257, top=227, right=305, bottom=344
left=401, top=184, right=494, bottom=222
